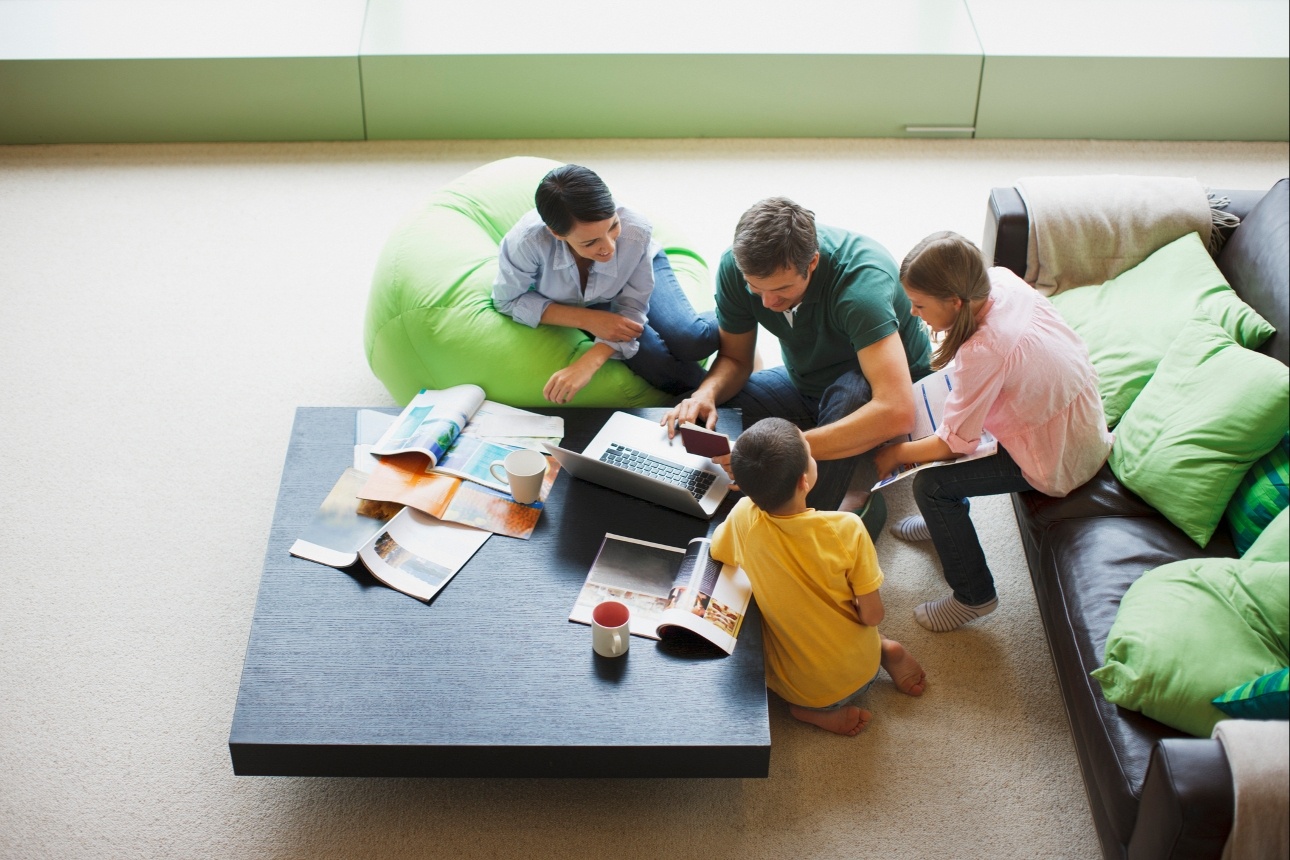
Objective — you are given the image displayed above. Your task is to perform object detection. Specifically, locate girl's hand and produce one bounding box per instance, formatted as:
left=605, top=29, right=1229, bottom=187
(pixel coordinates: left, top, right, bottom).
left=873, top=445, right=907, bottom=481
left=585, top=310, right=644, bottom=343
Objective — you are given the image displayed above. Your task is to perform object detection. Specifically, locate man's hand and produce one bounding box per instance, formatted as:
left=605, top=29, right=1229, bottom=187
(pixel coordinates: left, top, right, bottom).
left=661, top=391, right=720, bottom=437
left=584, top=310, right=644, bottom=343
left=711, top=451, right=737, bottom=486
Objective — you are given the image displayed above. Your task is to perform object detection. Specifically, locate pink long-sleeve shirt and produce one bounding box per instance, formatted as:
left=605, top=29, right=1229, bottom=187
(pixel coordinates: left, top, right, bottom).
left=937, top=268, right=1114, bottom=497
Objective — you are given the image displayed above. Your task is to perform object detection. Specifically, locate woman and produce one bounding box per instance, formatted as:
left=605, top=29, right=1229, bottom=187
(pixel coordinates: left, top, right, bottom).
left=492, top=164, right=718, bottom=403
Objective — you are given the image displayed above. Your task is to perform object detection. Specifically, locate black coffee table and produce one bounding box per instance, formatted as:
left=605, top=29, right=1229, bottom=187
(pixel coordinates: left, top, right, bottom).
left=229, top=406, right=770, bottom=778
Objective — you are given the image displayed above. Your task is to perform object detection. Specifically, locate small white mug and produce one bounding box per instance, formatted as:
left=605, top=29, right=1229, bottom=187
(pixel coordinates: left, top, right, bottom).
left=488, top=449, right=547, bottom=504
left=591, top=600, right=631, bottom=658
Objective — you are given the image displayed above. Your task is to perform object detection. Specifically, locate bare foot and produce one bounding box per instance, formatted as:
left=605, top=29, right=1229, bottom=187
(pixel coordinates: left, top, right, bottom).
left=789, top=704, right=872, bottom=736
left=880, top=638, right=927, bottom=697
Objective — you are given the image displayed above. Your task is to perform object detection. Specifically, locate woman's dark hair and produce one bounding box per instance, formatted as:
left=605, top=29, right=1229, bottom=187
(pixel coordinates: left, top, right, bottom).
left=534, top=164, right=616, bottom=237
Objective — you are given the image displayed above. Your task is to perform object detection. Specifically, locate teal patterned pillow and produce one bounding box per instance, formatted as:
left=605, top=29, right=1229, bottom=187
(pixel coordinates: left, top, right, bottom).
left=1226, top=433, right=1290, bottom=555
left=1213, top=667, right=1290, bottom=719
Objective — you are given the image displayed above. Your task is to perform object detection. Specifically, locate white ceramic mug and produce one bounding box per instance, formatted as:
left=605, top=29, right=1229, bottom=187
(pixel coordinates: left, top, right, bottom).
left=591, top=600, right=631, bottom=658
left=488, top=448, right=547, bottom=504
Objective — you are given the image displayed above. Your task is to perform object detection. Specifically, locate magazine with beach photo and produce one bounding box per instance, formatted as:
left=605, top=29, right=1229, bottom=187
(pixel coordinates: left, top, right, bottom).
left=569, top=533, right=753, bottom=655
left=359, top=388, right=564, bottom=492
left=370, top=384, right=486, bottom=465
left=289, top=467, right=491, bottom=603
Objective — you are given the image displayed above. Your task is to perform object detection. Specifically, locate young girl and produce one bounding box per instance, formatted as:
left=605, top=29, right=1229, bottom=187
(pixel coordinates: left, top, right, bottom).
left=873, top=232, right=1113, bottom=632
left=492, top=164, right=718, bottom=403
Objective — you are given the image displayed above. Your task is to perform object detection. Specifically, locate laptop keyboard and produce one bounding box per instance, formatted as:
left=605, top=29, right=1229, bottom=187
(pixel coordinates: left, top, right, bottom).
left=600, top=443, right=717, bottom=501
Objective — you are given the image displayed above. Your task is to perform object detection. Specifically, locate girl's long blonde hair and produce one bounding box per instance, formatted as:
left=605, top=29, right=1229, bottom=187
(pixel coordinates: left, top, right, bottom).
left=900, top=231, right=992, bottom=370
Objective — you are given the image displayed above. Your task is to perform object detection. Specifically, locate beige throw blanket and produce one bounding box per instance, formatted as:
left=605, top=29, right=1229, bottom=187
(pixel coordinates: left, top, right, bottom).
left=1212, top=719, right=1290, bottom=860
left=1015, top=174, right=1214, bottom=295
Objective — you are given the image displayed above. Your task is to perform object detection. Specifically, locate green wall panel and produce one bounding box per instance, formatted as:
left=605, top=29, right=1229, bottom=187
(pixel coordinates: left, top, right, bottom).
left=360, top=54, right=982, bottom=140
left=0, top=0, right=367, bottom=144
left=0, top=57, right=365, bottom=144
left=975, top=56, right=1290, bottom=141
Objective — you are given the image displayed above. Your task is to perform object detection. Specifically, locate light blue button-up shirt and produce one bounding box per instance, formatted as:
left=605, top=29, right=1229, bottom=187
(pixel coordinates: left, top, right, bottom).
left=492, top=206, right=659, bottom=359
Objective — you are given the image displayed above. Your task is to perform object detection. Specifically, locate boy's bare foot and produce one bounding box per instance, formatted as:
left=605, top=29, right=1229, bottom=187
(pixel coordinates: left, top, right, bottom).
left=789, top=704, right=872, bottom=736
left=880, top=638, right=927, bottom=696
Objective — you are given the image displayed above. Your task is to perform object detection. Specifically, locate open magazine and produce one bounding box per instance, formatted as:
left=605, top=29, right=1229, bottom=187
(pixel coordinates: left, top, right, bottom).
left=367, top=385, right=562, bottom=492
left=872, top=365, right=998, bottom=490
left=357, top=451, right=559, bottom=540
left=354, top=392, right=563, bottom=539
left=569, top=534, right=753, bottom=655
left=371, top=384, right=486, bottom=465
left=289, top=468, right=491, bottom=603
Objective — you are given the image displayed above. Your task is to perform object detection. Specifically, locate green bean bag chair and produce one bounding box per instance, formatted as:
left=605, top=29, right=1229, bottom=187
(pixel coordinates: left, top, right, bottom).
left=364, top=156, right=714, bottom=407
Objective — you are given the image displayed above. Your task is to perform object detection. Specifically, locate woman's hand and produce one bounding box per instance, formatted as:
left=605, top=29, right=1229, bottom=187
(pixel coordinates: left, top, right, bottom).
left=543, top=345, right=613, bottom=404
left=584, top=310, right=644, bottom=343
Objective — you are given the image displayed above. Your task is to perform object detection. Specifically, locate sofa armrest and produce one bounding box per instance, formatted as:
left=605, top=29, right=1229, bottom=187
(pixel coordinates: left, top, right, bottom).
left=982, top=187, right=1028, bottom=278
left=980, top=185, right=1268, bottom=283
left=1127, top=739, right=1234, bottom=860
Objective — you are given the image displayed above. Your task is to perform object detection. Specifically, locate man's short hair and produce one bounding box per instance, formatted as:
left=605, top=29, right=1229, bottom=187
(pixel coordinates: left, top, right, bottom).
left=731, top=197, right=819, bottom=278
left=731, top=418, right=809, bottom=512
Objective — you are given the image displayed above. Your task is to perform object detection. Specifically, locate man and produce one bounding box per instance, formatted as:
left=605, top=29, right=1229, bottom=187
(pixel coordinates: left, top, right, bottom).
left=662, top=197, right=932, bottom=534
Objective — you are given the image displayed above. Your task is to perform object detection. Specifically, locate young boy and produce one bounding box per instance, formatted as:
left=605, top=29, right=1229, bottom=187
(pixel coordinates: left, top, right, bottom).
left=710, top=418, right=927, bottom=735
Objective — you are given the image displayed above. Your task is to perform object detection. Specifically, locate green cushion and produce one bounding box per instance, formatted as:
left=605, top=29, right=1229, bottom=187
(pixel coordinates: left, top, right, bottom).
left=363, top=156, right=714, bottom=407
left=1245, top=506, right=1290, bottom=564
left=1225, top=432, right=1290, bottom=556
left=1108, top=317, right=1290, bottom=547
left=1213, top=668, right=1290, bottom=720
left=1092, top=555, right=1290, bottom=737
left=1051, top=232, right=1275, bottom=426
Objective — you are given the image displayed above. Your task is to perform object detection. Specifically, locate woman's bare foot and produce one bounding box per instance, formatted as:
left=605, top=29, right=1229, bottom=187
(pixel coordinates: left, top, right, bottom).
left=880, top=638, right=927, bottom=696
left=789, top=704, right=872, bottom=736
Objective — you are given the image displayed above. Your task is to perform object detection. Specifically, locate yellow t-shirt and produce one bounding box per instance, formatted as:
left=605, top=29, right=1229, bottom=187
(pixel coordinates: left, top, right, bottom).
left=710, top=497, right=883, bottom=708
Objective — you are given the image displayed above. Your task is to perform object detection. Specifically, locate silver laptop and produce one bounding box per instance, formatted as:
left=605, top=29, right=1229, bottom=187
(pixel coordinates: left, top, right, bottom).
left=543, top=411, right=731, bottom=518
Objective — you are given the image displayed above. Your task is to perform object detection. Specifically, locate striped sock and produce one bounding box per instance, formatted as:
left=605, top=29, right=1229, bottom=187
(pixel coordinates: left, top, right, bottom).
left=890, top=515, right=931, bottom=541
left=914, top=594, right=999, bottom=632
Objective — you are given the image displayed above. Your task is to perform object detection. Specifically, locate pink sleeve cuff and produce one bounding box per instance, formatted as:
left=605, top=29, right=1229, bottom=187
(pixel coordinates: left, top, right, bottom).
left=937, top=424, right=982, bottom=456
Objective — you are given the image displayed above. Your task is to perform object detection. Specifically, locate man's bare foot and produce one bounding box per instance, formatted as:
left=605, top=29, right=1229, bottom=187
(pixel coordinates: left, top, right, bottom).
left=880, top=638, right=927, bottom=696
left=789, top=704, right=872, bottom=736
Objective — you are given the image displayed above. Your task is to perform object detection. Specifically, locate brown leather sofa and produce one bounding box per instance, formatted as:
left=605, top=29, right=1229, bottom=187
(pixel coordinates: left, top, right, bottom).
left=982, top=178, right=1289, bottom=860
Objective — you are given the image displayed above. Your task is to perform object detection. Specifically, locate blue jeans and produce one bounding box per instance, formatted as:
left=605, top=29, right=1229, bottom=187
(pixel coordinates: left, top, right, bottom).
left=726, top=365, right=876, bottom=512
left=911, top=445, right=1035, bottom=605
left=795, top=673, right=878, bottom=712
left=620, top=251, right=719, bottom=396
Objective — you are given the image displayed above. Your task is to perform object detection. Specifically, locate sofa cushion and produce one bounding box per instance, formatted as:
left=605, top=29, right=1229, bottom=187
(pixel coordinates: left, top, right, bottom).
left=1217, top=178, right=1290, bottom=366
left=1225, top=432, right=1290, bottom=555
left=1092, top=555, right=1290, bottom=738
left=1244, top=506, right=1290, bottom=564
left=1109, top=317, right=1290, bottom=547
left=1212, top=668, right=1290, bottom=720
left=1051, top=232, right=1276, bottom=426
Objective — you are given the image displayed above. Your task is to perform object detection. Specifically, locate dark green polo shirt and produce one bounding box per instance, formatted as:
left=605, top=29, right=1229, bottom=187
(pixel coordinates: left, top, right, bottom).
left=715, top=225, right=933, bottom=398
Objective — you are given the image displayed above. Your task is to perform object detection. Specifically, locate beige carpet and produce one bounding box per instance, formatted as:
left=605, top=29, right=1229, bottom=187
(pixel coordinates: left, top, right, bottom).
left=1, top=138, right=1286, bottom=859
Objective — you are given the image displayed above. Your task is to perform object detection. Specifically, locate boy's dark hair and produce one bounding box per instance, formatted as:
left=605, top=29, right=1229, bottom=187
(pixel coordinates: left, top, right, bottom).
left=730, top=417, right=809, bottom=512
left=534, top=164, right=616, bottom=237
left=731, top=197, right=819, bottom=278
